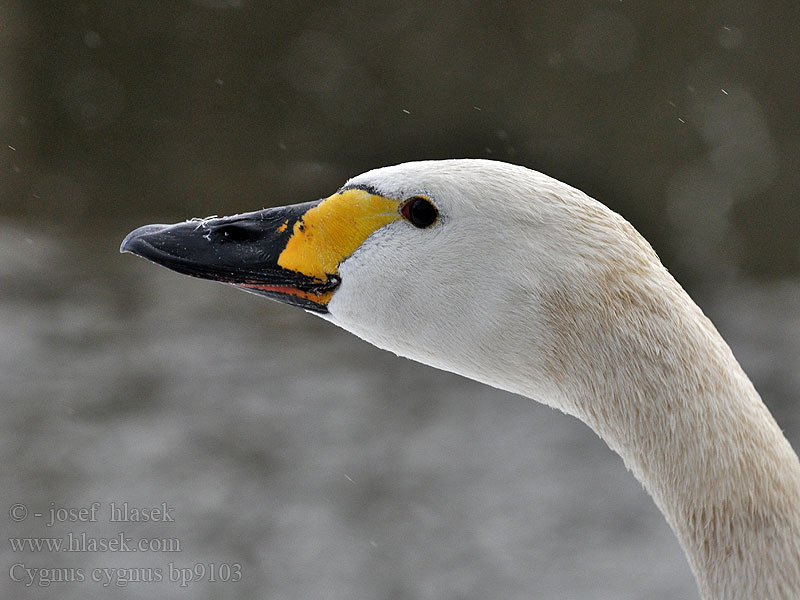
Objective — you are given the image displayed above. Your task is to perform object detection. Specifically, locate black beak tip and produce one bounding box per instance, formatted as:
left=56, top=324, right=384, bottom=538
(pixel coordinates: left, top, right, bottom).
left=120, top=224, right=168, bottom=256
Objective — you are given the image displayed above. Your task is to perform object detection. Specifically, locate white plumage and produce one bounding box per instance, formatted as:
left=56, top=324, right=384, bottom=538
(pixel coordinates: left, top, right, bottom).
left=322, top=160, right=800, bottom=599
left=123, top=158, right=800, bottom=599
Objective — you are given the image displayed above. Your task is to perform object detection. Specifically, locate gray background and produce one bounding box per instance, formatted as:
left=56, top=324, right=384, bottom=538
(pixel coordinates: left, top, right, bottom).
left=2, top=1, right=799, bottom=598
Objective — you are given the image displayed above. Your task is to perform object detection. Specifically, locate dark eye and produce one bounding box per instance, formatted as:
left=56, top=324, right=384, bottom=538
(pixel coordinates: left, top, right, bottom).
left=400, top=196, right=438, bottom=228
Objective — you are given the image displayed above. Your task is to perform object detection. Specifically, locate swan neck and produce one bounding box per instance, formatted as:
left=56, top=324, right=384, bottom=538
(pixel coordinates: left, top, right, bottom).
left=610, top=372, right=800, bottom=599
left=534, top=275, right=800, bottom=599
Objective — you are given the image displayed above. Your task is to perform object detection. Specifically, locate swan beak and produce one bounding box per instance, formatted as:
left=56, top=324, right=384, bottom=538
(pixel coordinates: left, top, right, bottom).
left=121, top=189, right=402, bottom=313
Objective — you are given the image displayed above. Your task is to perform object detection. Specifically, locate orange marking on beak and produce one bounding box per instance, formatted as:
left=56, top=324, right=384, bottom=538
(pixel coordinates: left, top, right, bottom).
left=240, top=283, right=334, bottom=304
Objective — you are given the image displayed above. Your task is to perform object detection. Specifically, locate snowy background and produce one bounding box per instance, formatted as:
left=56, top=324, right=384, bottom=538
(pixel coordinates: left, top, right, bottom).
left=2, top=2, right=799, bottom=598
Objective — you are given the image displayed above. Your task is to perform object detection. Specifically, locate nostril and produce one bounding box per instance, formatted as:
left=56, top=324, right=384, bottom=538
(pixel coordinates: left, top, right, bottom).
left=211, top=224, right=256, bottom=243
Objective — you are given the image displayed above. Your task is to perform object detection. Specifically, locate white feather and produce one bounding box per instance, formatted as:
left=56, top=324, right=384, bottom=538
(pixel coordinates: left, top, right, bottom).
left=321, top=159, right=800, bottom=599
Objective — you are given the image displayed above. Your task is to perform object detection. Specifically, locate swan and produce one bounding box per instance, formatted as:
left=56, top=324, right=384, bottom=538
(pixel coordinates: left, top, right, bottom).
left=121, top=159, right=800, bottom=599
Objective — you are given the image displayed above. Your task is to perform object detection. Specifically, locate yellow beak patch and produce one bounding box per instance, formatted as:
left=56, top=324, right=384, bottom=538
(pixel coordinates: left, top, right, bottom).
left=277, top=189, right=401, bottom=281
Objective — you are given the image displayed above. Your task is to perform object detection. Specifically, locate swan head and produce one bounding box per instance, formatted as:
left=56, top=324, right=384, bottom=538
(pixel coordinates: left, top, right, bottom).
left=121, top=159, right=800, bottom=597
left=122, top=159, right=662, bottom=407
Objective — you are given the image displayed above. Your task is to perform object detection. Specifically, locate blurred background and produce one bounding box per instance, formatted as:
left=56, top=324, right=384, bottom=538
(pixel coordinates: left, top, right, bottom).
left=2, top=1, right=799, bottom=598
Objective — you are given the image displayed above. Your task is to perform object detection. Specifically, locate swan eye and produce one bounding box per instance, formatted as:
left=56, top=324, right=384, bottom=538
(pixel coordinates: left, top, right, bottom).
left=400, top=196, right=438, bottom=228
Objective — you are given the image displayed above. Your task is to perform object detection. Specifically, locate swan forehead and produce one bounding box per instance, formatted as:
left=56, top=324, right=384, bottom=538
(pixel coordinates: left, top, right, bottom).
left=277, top=188, right=401, bottom=280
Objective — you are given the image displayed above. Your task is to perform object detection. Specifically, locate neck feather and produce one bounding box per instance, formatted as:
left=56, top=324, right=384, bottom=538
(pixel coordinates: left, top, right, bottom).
left=533, top=266, right=800, bottom=599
